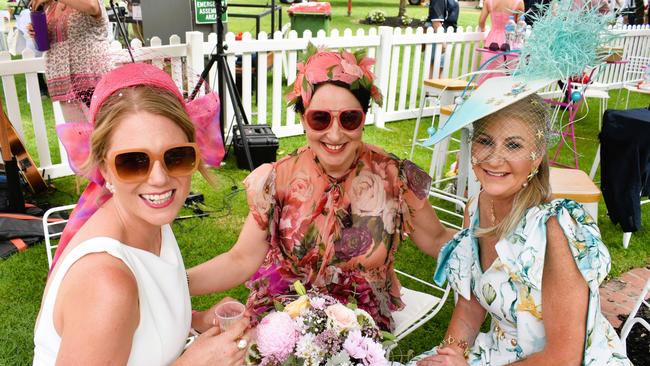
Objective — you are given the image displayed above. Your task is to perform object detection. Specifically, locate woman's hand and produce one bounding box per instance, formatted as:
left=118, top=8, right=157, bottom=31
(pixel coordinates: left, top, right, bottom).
left=416, top=347, right=468, bottom=366
left=191, top=297, right=242, bottom=334
left=26, top=23, right=35, bottom=39
left=179, top=318, right=252, bottom=366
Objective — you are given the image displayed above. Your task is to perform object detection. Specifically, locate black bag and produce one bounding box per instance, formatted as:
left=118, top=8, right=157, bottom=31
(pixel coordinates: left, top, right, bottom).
left=0, top=204, right=67, bottom=259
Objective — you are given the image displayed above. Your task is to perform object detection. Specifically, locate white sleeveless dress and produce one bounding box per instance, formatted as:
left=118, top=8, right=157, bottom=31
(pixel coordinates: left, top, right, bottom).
left=33, top=224, right=191, bottom=366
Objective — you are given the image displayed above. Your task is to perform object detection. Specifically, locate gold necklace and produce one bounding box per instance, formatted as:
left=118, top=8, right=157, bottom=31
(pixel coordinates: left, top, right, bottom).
left=490, top=199, right=497, bottom=226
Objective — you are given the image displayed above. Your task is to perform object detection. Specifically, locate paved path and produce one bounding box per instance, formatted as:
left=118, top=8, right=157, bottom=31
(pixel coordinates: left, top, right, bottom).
left=599, top=265, right=650, bottom=328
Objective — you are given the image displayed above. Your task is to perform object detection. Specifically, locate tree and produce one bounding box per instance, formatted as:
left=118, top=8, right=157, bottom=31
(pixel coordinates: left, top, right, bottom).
left=398, top=0, right=407, bottom=18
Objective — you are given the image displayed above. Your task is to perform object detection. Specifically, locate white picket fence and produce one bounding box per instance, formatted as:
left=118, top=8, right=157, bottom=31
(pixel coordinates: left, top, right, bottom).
left=1, top=25, right=650, bottom=180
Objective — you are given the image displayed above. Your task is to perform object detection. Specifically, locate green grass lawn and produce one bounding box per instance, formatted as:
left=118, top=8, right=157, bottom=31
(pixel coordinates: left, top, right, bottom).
left=1, top=1, right=649, bottom=364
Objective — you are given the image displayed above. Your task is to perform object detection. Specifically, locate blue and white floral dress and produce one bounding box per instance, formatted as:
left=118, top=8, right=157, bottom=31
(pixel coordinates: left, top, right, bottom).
left=409, top=198, right=631, bottom=366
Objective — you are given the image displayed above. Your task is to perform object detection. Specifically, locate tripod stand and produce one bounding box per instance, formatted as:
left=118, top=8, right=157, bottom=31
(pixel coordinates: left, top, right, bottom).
left=189, top=0, right=255, bottom=171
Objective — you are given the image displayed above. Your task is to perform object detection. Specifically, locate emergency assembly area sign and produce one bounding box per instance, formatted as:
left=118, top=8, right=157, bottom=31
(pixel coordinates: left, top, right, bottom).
left=195, top=0, right=227, bottom=24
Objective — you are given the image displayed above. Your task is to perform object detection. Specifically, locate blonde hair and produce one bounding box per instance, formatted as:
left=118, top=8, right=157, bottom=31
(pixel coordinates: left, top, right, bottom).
left=83, top=85, right=217, bottom=187
left=474, top=94, right=553, bottom=240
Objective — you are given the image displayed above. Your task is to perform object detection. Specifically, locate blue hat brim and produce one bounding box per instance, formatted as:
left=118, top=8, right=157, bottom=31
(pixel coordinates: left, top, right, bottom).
left=421, top=76, right=556, bottom=147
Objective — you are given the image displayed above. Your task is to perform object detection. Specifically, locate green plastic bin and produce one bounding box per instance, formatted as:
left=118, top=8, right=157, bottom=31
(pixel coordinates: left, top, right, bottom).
left=288, top=2, right=331, bottom=36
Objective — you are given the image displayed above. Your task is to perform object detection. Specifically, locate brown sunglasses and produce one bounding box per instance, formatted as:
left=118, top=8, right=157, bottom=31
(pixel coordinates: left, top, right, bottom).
left=107, top=143, right=200, bottom=183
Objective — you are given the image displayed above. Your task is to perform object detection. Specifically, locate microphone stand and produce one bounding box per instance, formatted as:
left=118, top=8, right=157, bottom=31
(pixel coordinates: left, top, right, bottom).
left=189, top=0, right=255, bottom=171
left=109, top=0, right=135, bottom=63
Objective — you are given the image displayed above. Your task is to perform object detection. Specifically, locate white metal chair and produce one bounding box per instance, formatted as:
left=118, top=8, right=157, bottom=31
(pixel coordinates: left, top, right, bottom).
left=623, top=56, right=650, bottom=109
left=386, top=199, right=464, bottom=356
left=391, top=271, right=451, bottom=342
left=42, top=204, right=76, bottom=268
left=619, top=277, right=650, bottom=351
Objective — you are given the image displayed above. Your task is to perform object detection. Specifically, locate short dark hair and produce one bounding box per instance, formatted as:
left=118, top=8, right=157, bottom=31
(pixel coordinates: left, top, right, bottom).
left=292, top=80, right=372, bottom=115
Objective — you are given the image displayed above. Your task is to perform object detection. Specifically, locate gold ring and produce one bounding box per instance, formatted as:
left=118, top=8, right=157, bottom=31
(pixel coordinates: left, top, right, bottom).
left=236, top=338, right=248, bottom=350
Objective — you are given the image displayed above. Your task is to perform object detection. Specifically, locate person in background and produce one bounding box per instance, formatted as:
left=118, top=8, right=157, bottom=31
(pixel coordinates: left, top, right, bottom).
left=477, top=0, right=524, bottom=83
left=28, top=0, right=112, bottom=123
left=187, top=48, right=456, bottom=332
left=33, top=63, right=246, bottom=366
left=523, top=0, right=550, bottom=26
left=14, top=9, right=49, bottom=97
left=443, top=0, right=460, bottom=31
left=428, top=0, right=448, bottom=29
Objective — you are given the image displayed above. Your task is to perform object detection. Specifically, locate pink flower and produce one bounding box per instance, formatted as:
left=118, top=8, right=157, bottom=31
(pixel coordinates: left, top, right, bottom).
left=256, top=312, right=299, bottom=362
left=363, top=341, right=389, bottom=366
left=343, top=330, right=368, bottom=359
left=325, top=303, right=360, bottom=330
left=339, top=51, right=365, bottom=80
left=359, top=56, right=376, bottom=81
left=304, top=52, right=342, bottom=84
left=288, top=172, right=314, bottom=203
left=349, top=170, right=386, bottom=217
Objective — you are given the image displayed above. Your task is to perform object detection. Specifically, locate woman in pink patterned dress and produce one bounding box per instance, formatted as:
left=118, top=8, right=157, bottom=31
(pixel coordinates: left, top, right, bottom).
left=188, top=48, right=456, bottom=331
left=29, top=0, right=112, bottom=122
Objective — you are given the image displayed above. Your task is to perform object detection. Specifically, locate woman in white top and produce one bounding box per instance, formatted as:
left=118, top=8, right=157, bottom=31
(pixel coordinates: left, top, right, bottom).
left=33, top=63, right=248, bottom=365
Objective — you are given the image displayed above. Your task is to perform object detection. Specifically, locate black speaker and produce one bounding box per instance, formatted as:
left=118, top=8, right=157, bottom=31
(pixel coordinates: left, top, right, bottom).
left=233, top=125, right=279, bottom=170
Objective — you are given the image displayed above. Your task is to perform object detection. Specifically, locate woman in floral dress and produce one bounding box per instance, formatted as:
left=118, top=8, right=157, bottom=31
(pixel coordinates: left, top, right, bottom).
left=409, top=92, right=631, bottom=365
left=29, top=0, right=112, bottom=122
left=187, top=47, right=456, bottom=331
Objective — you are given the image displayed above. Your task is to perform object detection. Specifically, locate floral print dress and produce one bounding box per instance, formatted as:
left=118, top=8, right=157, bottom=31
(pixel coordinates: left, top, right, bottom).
left=45, top=1, right=112, bottom=103
left=409, top=198, right=631, bottom=365
left=244, top=144, right=432, bottom=331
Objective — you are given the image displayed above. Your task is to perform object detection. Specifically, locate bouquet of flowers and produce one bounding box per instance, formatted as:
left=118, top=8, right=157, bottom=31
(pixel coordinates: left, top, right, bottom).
left=248, top=281, right=394, bottom=366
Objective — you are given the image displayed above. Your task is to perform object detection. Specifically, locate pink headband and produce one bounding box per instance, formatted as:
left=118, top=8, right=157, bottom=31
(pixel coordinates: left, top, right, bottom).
left=286, top=46, right=383, bottom=108
left=51, top=63, right=224, bottom=270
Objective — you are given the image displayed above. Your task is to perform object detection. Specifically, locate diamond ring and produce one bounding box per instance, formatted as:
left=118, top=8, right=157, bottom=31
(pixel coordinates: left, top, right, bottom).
left=237, top=338, right=248, bottom=350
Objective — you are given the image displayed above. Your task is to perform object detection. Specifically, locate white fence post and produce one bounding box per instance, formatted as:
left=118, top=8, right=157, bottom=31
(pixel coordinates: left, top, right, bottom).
left=373, top=26, right=394, bottom=129
left=186, top=31, right=204, bottom=97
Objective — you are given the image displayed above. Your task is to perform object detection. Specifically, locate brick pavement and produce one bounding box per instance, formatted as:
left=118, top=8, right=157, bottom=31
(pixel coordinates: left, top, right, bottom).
left=599, top=265, right=650, bottom=328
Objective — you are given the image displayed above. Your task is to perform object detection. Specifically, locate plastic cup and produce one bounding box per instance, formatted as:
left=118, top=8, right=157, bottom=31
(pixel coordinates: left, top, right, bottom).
left=214, top=301, right=246, bottom=332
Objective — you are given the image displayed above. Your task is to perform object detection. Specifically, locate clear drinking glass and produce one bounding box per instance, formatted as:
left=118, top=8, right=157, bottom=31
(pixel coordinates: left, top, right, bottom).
left=214, top=301, right=246, bottom=332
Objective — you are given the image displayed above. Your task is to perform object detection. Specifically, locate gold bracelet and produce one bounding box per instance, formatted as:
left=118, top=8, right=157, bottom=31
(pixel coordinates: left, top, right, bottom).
left=439, top=335, right=471, bottom=359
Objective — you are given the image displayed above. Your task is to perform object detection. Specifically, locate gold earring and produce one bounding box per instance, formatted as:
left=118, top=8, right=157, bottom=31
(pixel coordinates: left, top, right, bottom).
left=527, top=167, right=539, bottom=181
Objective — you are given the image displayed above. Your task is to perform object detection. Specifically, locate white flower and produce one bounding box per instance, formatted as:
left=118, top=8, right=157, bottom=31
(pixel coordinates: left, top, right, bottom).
left=310, top=296, right=326, bottom=310
left=295, top=333, right=324, bottom=366
left=325, top=350, right=354, bottom=366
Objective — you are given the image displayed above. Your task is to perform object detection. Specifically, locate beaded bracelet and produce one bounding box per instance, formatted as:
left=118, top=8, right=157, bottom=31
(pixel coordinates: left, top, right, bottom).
left=439, top=335, right=470, bottom=359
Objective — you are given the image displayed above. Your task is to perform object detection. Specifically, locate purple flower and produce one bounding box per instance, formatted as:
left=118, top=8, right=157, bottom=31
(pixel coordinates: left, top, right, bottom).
left=249, top=264, right=291, bottom=296
left=257, top=312, right=299, bottom=362
left=315, top=328, right=343, bottom=355
left=335, top=227, right=372, bottom=261
left=403, top=160, right=432, bottom=200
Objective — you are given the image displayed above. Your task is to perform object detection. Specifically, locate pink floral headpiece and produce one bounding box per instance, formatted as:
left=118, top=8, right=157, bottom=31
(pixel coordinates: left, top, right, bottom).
left=50, top=63, right=225, bottom=270
left=287, top=45, right=383, bottom=108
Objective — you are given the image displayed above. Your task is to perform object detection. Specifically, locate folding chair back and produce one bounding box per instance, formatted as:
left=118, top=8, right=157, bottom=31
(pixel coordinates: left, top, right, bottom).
left=620, top=277, right=650, bottom=351
left=42, top=204, right=76, bottom=268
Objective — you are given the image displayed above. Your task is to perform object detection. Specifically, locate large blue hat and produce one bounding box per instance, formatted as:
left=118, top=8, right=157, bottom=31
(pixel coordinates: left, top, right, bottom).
left=420, top=76, right=556, bottom=147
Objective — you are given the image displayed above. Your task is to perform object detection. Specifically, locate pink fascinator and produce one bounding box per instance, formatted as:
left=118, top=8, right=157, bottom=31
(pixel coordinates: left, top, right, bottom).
left=51, top=63, right=225, bottom=270
left=287, top=44, right=383, bottom=108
